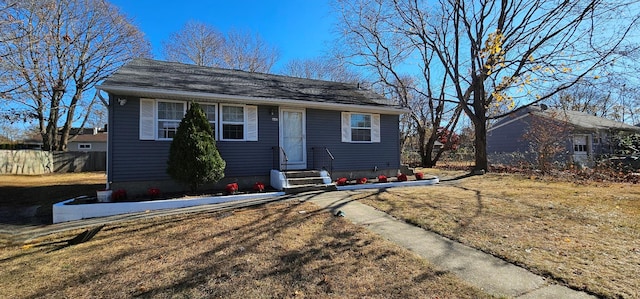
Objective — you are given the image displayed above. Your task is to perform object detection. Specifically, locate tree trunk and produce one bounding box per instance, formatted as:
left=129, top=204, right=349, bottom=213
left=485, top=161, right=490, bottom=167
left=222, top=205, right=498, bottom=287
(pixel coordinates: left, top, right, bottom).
left=473, top=118, right=488, bottom=172
left=472, top=83, right=489, bottom=172
left=59, top=88, right=84, bottom=151
left=418, top=125, right=438, bottom=168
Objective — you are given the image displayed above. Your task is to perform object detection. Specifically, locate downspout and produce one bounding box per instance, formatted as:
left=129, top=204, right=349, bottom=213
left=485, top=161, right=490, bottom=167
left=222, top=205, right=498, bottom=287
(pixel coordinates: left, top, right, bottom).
left=96, top=90, right=110, bottom=190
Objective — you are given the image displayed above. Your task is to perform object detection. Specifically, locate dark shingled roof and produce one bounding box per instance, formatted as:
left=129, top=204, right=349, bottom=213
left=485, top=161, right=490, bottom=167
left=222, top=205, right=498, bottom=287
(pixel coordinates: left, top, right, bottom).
left=531, top=106, right=640, bottom=132
left=98, top=58, right=404, bottom=113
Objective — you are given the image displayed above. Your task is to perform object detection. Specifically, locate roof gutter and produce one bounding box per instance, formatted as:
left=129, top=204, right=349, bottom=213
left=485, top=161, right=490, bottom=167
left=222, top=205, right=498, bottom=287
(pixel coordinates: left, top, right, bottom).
left=487, top=113, right=530, bottom=132
left=95, top=84, right=409, bottom=115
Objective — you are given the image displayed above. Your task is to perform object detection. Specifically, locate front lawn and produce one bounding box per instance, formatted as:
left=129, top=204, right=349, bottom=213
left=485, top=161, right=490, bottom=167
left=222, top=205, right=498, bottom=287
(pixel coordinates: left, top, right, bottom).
left=0, top=201, right=491, bottom=298
left=355, top=170, right=640, bottom=299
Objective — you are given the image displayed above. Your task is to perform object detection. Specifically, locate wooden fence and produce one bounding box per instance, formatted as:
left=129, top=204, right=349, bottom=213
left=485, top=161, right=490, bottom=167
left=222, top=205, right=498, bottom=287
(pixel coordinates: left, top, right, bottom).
left=0, top=150, right=106, bottom=174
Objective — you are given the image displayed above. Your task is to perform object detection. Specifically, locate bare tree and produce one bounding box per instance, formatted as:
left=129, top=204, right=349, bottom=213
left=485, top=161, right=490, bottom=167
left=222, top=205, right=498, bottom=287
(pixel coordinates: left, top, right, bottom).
left=334, top=0, right=464, bottom=167
left=548, top=75, right=640, bottom=125
left=162, top=20, right=225, bottom=67
left=281, top=56, right=361, bottom=83
left=522, top=110, right=571, bottom=172
left=335, top=0, right=640, bottom=172
left=0, top=0, right=150, bottom=151
left=162, top=22, right=279, bottom=73
left=223, top=28, right=279, bottom=73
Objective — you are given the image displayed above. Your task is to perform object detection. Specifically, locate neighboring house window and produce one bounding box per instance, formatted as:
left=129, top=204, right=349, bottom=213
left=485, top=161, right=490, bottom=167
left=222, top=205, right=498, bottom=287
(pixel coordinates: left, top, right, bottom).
left=573, top=135, right=588, bottom=153
left=78, top=143, right=91, bottom=150
left=157, top=101, right=185, bottom=140
left=341, top=112, right=380, bottom=143
left=199, top=103, right=218, bottom=139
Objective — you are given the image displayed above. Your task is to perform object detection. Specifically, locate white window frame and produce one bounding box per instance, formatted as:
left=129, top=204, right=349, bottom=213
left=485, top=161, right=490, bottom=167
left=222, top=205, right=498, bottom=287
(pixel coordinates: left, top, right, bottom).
left=341, top=112, right=380, bottom=143
left=140, top=99, right=257, bottom=142
left=221, top=104, right=245, bottom=141
left=198, top=102, right=218, bottom=140
left=78, top=143, right=91, bottom=150
left=156, top=100, right=186, bottom=140
left=220, top=104, right=258, bottom=141
left=352, top=113, right=372, bottom=142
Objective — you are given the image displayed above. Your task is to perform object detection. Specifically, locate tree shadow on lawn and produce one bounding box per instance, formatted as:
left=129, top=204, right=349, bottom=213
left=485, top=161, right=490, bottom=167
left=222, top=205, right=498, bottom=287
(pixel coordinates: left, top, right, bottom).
left=0, top=183, right=104, bottom=225
left=10, top=199, right=478, bottom=299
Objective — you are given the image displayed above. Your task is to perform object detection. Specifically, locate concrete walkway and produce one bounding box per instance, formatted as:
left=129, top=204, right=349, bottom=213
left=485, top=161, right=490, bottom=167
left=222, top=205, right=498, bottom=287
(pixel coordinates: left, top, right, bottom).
left=301, top=190, right=596, bottom=299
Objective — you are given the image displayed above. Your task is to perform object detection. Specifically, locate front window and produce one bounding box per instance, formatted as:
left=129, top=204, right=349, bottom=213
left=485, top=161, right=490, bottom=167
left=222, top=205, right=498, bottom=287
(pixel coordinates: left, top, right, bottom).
left=351, top=113, right=371, bottom=142
left=222, top=105, right=244, bottom=140
left=200, top=103, right=217, bottom=139
left=78, top=143, right=91, bottom=150
left=157, top=101, right=185, bottom=139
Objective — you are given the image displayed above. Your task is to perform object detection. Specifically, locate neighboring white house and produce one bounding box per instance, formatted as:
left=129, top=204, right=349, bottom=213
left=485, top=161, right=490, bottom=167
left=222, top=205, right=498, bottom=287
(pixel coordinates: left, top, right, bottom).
left=67, top=127, right=108, bottom=152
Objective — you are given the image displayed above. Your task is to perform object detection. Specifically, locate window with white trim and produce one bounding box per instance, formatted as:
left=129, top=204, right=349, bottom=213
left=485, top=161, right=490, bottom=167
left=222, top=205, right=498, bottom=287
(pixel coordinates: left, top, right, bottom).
left=140, top=99, right=257, bottom=141
left=78, top=143, right=91, bottom=150
left=351, top=113, right=372, bottom=141
left=341, top=112, right=380, bottom=143
left=199, top=103, right=218, bottom=139
left=221, top=105, right=245, bottom=140
left=157, top=101, right=186, bottom=139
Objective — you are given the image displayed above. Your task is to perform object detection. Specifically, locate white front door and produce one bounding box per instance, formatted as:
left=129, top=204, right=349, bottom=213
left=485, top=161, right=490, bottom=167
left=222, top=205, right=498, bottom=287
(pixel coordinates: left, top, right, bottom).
left=573, top=135, right=589, bottom=164
left=279, top=108, right=306, bottom=170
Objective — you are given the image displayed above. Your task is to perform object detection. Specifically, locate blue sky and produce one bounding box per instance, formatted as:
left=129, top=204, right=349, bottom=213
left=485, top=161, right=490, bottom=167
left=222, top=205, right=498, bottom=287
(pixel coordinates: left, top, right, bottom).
left=110, top=0, right=338, bottom=71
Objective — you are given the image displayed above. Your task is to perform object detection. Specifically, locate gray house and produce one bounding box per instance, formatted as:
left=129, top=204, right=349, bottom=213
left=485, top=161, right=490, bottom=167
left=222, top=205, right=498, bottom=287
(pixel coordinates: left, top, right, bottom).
left=96, top=58, right=407, bottom=194
left=67, top=127, right=108, bottom=152
left=488, top=105, right=640, bottom=166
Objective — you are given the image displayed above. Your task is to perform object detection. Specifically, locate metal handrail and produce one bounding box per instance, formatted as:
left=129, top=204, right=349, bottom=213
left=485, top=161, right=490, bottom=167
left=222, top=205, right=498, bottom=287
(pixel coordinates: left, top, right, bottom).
left=324, top=147, right=334, bottom=161
left=272, top=146, right=289, bottom=171
left=322, top=147, right=334, bottom=179
left=312, top=146, right=336, bottom=177
left=279, top=146, right=288, bottom=172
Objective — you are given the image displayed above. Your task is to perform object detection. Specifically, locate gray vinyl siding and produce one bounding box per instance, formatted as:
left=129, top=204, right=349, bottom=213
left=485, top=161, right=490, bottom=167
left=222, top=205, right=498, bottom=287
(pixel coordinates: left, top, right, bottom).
left=108, top=98, right=400, bottom=184
left=306, top=109, right=400, bottom=172
left=487, top=115, right=533, bottom=153
left=108, top=97, right=279, bottom=183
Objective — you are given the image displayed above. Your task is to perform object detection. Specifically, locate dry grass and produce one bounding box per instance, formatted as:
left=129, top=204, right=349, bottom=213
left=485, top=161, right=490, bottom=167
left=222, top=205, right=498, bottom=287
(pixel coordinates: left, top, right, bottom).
left=355, top=169, right=640, bottom=299
left=0, top=201, right=491, bottom=299
left=0, top=172, right=106, bottom=225
left=0, top=172, right=106, bottom=206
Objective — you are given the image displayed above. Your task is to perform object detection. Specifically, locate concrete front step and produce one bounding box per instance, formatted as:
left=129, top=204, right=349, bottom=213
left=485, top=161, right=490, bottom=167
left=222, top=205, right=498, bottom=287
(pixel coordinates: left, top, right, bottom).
left=283, top=170, right=322, bottom=178
left=282, top=170, right=334, bottom=194
left=271, top=169, right=333, bottom=193
left=286, top=177, right=326, bottom=186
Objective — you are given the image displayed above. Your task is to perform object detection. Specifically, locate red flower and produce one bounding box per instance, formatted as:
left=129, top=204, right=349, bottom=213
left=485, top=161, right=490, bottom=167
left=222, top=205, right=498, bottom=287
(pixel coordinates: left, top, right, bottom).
left=397, top=173, right=408, bottom=181
left=113, top=189, right=127, bottom=201
left=357, top=177, right=367, bottom=184
left=226, top=183, right=239, bottom=194
left=377, top=175, right=387, bottom=183
left=415, top=172, right=424, bottom=180
left=336, top=177, right=348, bottom=186
left=147, top=188, right=161, bottom=198
left=253, top=182, right=265, bottom=192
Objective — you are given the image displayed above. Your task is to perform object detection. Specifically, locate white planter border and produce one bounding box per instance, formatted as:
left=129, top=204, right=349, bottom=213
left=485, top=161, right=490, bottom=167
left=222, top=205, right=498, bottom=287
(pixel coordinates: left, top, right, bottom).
left=53, top=192, right=285, bottom=223
left=336, top=176, right=439, bottom=191
left=52, top=176, right=439, bottom=223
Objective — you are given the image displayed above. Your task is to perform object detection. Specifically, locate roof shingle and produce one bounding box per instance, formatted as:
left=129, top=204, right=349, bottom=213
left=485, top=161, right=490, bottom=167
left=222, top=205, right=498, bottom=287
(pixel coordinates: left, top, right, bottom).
left=98, top=58, right=403, bottom=112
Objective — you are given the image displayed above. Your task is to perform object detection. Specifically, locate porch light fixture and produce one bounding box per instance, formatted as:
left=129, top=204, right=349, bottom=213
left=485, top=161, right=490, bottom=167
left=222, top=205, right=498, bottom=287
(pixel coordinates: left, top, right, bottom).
left=117, top=98, right=127, bottom=106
